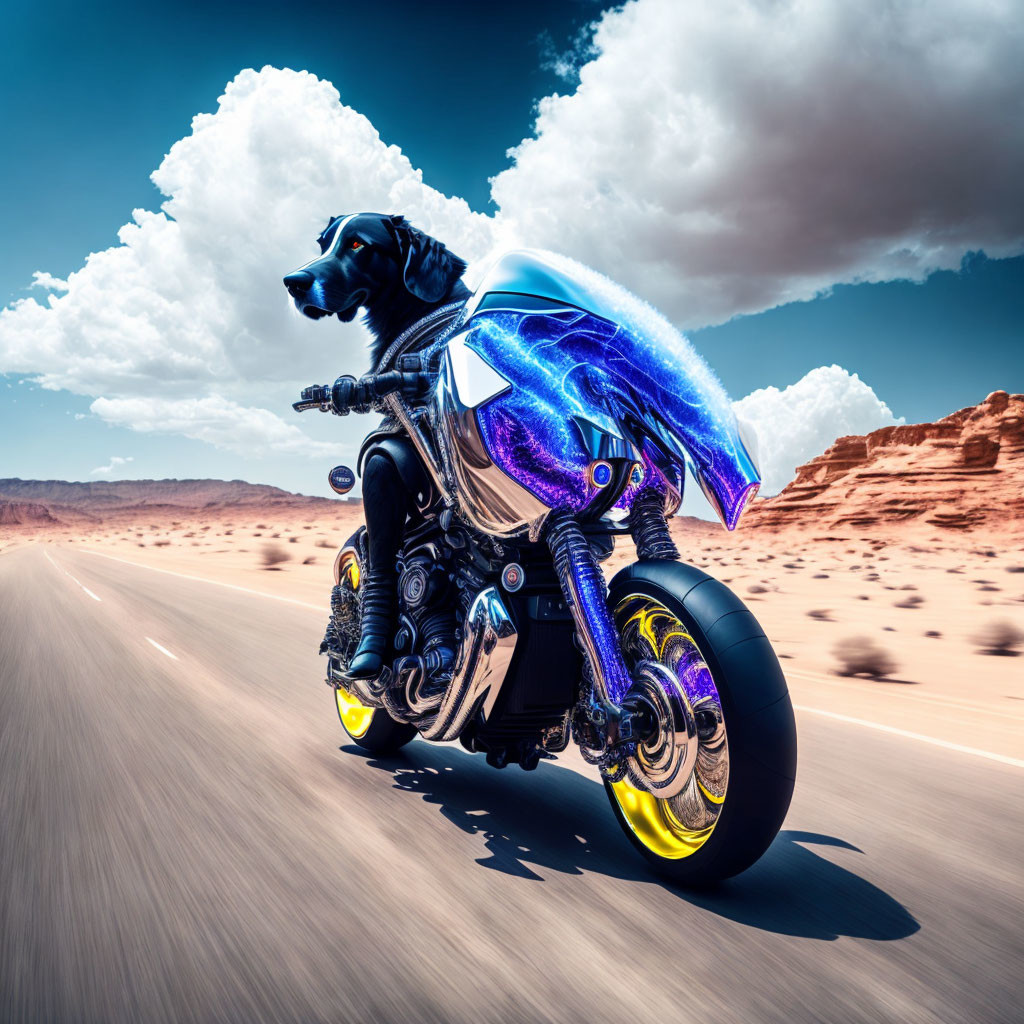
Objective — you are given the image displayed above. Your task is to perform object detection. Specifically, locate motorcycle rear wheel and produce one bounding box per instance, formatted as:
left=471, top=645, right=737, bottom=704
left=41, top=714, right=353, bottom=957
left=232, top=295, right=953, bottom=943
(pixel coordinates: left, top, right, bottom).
left=605, top=561, right=796, bottom=886
left=333, top=536, right=416, bottom=754
left=335, top=683, right=416, bottom=753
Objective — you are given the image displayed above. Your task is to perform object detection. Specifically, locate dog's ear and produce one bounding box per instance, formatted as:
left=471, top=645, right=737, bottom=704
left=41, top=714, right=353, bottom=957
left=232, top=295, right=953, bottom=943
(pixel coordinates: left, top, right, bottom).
left=388, top=216, right=467, bottom=303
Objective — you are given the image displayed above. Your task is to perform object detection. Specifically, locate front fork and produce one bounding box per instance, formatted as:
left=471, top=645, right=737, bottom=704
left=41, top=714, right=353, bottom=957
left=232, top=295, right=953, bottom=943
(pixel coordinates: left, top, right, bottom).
left=544, top=498, right=675, bottom=767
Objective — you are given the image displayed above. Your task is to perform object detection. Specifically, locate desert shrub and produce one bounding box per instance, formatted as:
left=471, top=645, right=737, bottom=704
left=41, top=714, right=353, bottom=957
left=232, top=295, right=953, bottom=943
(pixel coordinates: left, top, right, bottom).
left=302, top=556, right=317, bottom=565
left=261, top=543, right=291, bottom=570
left=315, top=538, right=333, bottom=548
left=747, top=584, right=768, bottom=594
left=894, top=594, right=924, bottom=609
left=970, top=620, right=1024, bottom=656
left=154, top=540, right=170, bottom=547
left=832, top=636, right=898, bottom=679
left=288, top=536, right=299, bottom=543
left=807, top=609, right=833, bottom=621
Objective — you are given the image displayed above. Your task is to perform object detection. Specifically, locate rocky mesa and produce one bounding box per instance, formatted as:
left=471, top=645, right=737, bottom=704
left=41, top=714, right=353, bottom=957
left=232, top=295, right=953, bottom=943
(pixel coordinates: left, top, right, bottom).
left=745, top=391, right=1024, bottom=534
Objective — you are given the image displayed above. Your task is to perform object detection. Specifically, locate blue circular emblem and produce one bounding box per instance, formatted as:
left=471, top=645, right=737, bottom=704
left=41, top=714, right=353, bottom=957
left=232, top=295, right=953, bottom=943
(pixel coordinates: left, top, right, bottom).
left=328, top=465, right=355, bottom=495
left=590, top=461, right=613, bottom=488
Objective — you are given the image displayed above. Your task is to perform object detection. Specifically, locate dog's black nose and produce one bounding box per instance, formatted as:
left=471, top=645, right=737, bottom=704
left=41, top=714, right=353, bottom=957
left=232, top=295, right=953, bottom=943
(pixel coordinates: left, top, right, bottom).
left=283, top=271, right=314, bottom=298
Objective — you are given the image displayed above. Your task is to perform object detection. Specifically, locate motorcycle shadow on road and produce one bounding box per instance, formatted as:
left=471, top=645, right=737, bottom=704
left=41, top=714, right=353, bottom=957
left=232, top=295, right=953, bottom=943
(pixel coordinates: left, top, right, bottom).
left=344, top=741, right=919, bottom=942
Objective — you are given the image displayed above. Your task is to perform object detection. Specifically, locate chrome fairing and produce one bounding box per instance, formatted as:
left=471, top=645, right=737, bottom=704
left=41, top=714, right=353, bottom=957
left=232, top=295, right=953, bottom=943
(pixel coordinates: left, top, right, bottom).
left=433, top=250, right=760, bottom=533
left=434, top=332, right=550, bottom=539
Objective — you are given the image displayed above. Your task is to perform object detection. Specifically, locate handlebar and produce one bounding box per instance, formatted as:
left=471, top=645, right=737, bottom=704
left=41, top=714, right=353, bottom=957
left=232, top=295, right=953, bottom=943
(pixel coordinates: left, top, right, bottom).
left=293, top=370, right=431, bottom=414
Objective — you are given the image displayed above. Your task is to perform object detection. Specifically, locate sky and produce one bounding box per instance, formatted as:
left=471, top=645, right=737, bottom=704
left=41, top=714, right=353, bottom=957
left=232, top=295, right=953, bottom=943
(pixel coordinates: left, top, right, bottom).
left=1, top=0, right=1021, bottom=507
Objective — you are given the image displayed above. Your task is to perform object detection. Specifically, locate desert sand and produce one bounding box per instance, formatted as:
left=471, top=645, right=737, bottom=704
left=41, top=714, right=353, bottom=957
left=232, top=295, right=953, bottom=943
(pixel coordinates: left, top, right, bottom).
left=2, top=500, right=1020, bottom=762
left=2, top=392, right=1021, bottom=761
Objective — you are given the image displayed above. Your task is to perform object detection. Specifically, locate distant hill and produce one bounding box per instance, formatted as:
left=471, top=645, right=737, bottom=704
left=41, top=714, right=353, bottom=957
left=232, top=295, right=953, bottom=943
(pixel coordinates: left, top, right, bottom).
left=7, top=389, right=1022, bottom=538
left=0, top=501, right=62, bottom=526
left=744, top=391, right=1024, bottom=534
left=0, top=478, right=352, bottom=528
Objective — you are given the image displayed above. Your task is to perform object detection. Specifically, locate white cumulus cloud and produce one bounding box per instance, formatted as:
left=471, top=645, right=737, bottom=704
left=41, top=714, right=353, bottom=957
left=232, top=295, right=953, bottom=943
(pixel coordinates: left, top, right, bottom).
left=0, top=68, right=497, bottom=458
left=733, top=365, right=901, bottom=495
left=90, top=455, right=134, bottom=477
left=90, top=395, right=340, bottom=457
left=492, top=0, right=1024, bottom=327
left=31, top=271, right=69, bottom=292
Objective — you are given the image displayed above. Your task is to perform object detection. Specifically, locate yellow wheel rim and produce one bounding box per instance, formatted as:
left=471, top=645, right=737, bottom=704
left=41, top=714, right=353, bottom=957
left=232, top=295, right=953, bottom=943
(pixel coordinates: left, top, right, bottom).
left=609, top=780, right=716, bottom=859
left=333, top=546, right=374, bottom=739
left=609, top=595, right=729, bottom=860
left=335, top=684, right=374, bottom=739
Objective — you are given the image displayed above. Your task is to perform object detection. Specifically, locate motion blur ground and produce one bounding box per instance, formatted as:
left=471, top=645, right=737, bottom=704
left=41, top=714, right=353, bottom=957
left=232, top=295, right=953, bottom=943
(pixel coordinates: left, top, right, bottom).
left=2, top=540, right=1022, bottom=1023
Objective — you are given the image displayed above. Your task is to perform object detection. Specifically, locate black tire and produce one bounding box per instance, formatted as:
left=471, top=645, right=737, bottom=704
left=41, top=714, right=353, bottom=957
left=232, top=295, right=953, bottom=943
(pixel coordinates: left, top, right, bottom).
left=604, top=560, right=797, bottom=886
left=335, top=687, right=417, bottom=754
left=333, top=527, right=416, bottom=755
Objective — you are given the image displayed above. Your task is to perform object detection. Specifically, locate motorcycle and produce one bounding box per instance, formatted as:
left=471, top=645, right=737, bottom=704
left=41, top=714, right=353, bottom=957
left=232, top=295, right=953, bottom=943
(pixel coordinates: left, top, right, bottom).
left=294, top=250, right=796, bottom=885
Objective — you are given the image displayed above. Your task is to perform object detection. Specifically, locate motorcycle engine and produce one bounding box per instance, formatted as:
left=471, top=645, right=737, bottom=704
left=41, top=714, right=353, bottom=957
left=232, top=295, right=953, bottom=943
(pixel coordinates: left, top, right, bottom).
left=399, top=553, right=450, bottom=612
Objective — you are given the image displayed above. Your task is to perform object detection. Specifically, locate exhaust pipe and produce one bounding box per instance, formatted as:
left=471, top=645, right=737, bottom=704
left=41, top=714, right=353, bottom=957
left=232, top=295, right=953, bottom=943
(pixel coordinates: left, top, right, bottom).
left=420, top=586, right=516, bottom=743
left=328, top=586, right=516, bottom=739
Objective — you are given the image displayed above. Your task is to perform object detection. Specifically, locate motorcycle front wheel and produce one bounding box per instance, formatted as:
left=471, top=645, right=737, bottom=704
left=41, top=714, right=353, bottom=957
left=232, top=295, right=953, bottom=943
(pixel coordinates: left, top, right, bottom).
left=605, top=561, right=797, bottom=886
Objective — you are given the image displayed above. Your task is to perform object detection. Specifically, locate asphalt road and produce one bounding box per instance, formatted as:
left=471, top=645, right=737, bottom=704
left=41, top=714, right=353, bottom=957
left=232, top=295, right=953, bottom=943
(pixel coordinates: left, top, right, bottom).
left=1, top=543, right=1021, bottom=1024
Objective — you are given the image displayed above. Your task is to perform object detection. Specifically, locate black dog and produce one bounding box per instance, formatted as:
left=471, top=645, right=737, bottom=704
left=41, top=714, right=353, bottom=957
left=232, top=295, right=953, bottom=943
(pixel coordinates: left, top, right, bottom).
left=283, top=212, right=471, bottom=368
left=284, top=213, right=470, bottom=678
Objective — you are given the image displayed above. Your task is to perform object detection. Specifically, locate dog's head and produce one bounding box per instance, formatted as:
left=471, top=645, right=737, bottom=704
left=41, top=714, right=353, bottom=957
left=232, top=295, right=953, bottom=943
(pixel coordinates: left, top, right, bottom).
left=283, top=212, right=467, bottom=323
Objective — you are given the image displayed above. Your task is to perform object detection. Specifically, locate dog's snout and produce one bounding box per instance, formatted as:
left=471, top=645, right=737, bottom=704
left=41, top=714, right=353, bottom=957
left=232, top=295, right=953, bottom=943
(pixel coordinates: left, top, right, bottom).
left=284, top=271, right=314, bottom=298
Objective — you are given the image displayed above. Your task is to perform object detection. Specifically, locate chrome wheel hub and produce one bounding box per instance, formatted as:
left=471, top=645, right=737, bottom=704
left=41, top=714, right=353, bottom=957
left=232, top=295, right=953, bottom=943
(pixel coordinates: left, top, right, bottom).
left=625, top=661, right=698, bottom=798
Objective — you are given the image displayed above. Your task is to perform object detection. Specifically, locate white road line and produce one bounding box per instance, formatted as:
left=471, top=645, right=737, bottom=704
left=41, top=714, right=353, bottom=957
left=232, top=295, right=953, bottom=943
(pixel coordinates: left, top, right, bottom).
left=793, top=704, right=1024, bottom=769
left=146, top=637, right=178, bottom=661
left=80, top=549, right=326, bottom=612
left=43, top=548, right=102, bottom=602
left=786, top=668, right=1024, bottom=723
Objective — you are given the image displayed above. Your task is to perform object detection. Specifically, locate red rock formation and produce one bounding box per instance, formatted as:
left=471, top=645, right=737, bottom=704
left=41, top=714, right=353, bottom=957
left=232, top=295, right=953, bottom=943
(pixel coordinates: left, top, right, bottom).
left=745, top=391, right=1024, bottom=534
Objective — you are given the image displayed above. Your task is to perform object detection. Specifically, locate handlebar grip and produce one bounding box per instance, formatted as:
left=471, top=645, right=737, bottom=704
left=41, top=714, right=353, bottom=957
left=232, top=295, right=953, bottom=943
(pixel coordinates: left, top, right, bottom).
left=293, top=383, right=331, bottom=412
left=369, top=371, right=430, bottom=399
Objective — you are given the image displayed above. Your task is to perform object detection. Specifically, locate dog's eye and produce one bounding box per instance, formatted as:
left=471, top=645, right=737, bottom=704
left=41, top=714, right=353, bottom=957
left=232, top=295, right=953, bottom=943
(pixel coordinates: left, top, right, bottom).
left=349, top=239, right=365, bottom=252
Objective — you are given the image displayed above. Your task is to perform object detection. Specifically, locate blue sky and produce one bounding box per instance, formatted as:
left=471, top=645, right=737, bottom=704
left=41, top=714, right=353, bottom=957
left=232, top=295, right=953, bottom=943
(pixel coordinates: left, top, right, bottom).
left=1, top=0, right=1021, bottom=498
